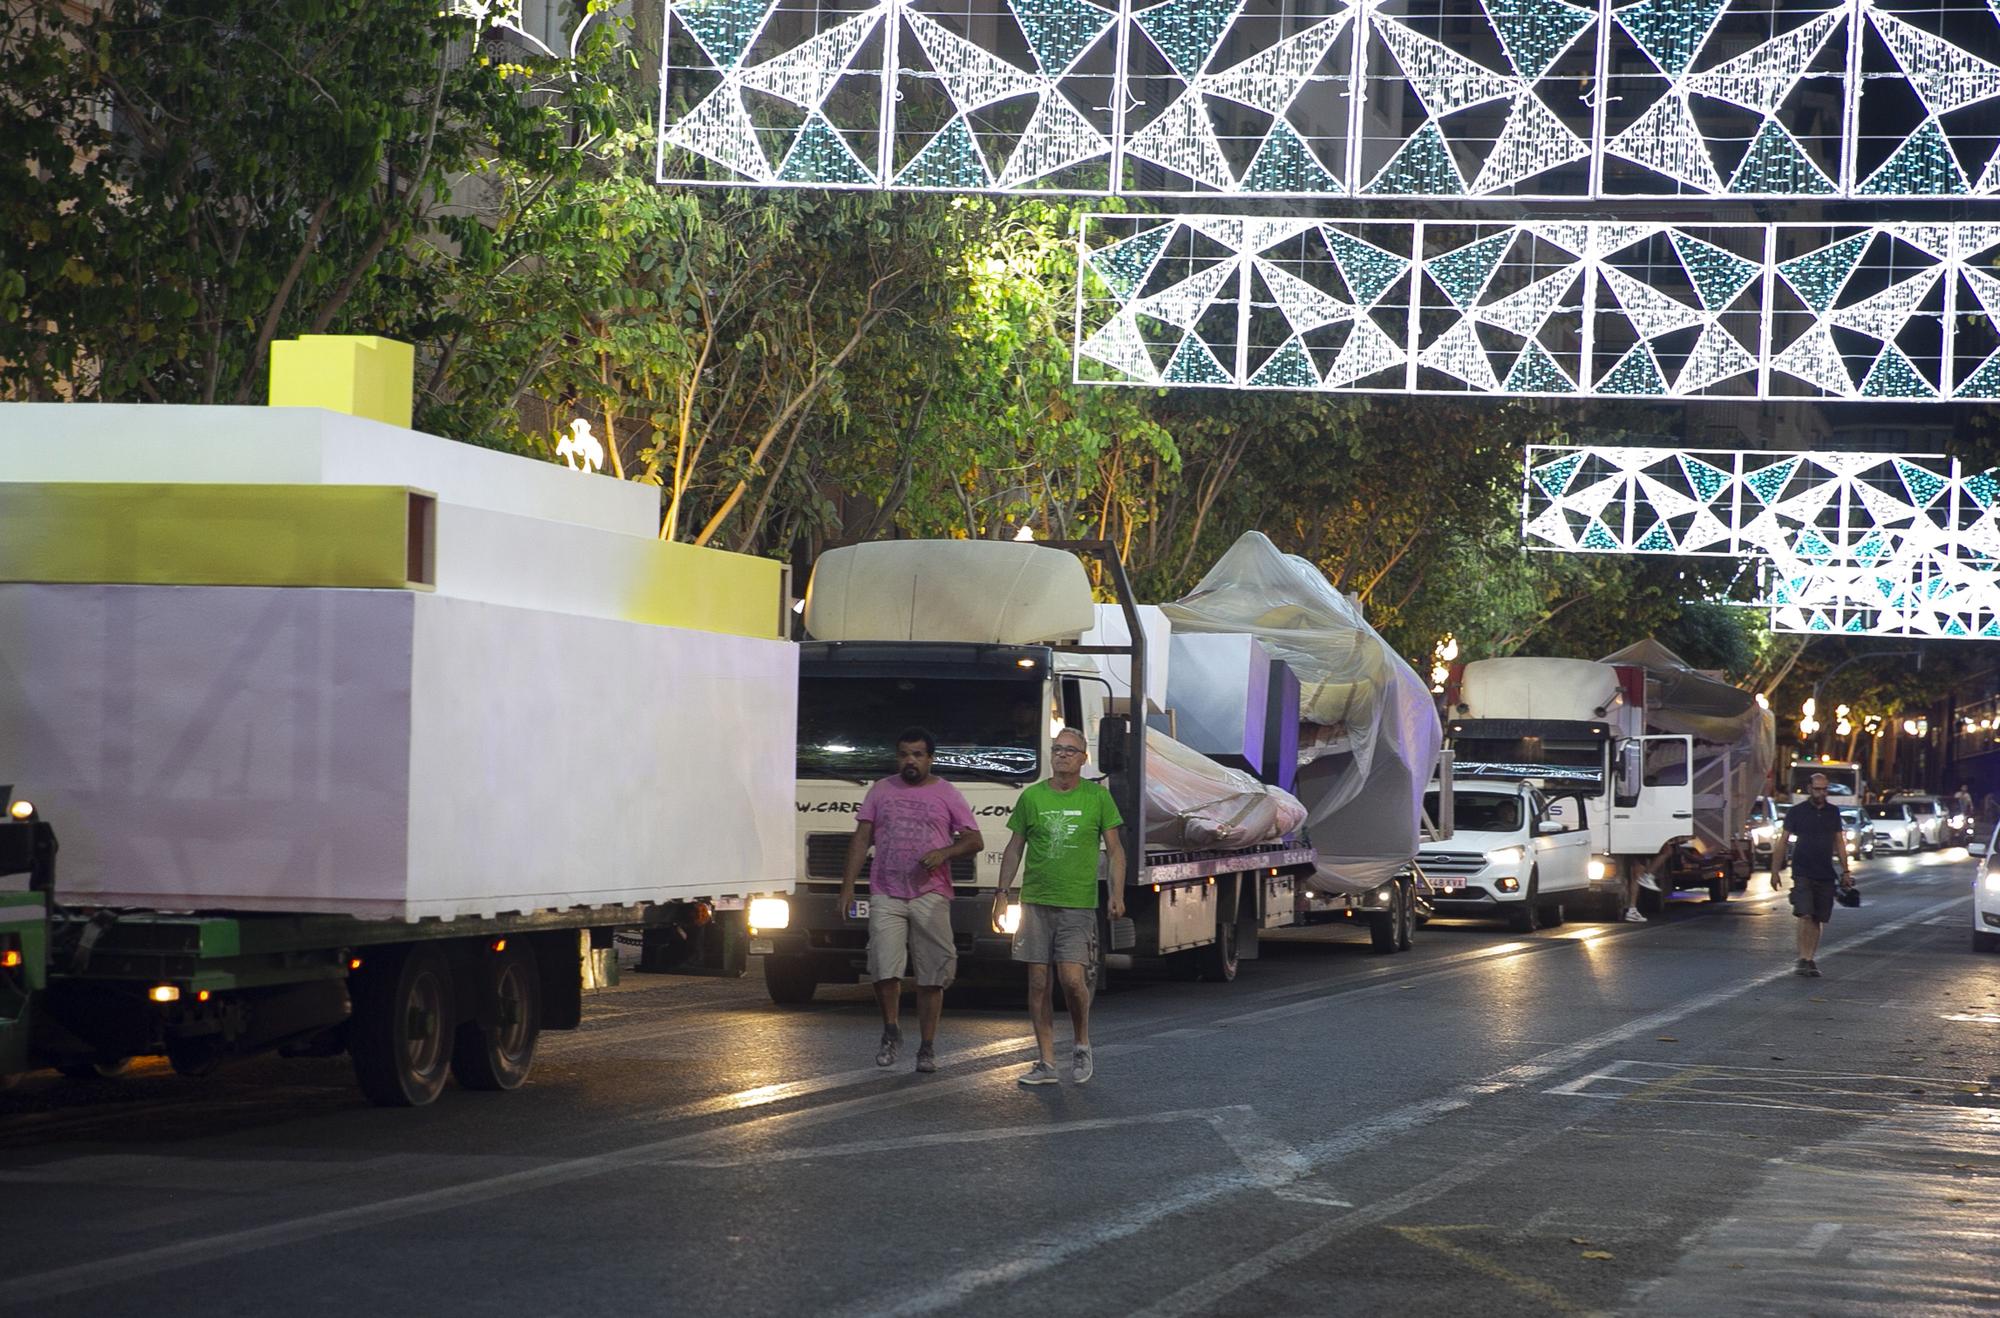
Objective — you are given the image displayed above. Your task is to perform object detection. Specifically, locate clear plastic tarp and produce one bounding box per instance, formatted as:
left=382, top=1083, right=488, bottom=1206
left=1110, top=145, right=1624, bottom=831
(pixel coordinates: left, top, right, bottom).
left=1143, top=727, right=1307, bottom=851
left=1161, top=532, right=1443, bottom=894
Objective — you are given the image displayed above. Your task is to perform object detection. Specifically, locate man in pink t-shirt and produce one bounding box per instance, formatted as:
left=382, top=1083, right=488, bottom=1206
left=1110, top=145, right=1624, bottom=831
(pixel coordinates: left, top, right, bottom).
left=839, top=727, right=983, bottom=1073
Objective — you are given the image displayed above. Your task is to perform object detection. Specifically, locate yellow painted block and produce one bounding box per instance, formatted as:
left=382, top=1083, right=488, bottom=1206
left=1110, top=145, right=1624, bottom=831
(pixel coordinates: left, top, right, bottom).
left=624, top=539, right=784, bottom=639
left=0, top=484, right=434, bottom=589
left=268, top=335, right=415, bottom=429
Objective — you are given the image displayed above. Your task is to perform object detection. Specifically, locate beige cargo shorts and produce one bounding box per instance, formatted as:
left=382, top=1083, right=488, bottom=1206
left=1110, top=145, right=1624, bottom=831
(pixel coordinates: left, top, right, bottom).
left=867, top=892, right=956, bottom=987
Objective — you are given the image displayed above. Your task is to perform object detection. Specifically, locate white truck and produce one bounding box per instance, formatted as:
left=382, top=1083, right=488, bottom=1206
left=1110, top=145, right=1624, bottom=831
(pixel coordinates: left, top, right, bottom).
left=1443, top=642, right=1773, bottom=915
left=1418, top=779, right=1596, bottom=930
left=755, top=537, right=1441, bottom=1000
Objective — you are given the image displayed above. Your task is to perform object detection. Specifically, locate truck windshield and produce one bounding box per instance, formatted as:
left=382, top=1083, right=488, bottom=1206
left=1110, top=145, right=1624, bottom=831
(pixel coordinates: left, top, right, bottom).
left=1426, top=790, right=1522, bottom=833
left=1451, top=736, right=1603, bottom=789
left=798, top=674, right=1043, bottom=781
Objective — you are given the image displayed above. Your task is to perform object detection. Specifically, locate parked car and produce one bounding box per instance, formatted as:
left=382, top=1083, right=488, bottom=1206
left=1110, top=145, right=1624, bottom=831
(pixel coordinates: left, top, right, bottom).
left=1967, top=824, right=2000, bottom=951
left=1838, top=805, right=1876, bottom=859
left=1417, top=781, right=1593, bottom=932
left=1888, top=794, right=1950, bottom=847
left=1866, top=800, right=1924, bottom=852
left=1744, top=795, right=1783, bottom=869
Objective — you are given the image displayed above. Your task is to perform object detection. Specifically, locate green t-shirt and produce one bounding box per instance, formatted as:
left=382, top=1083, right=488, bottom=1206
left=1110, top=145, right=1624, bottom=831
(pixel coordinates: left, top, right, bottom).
left=1008, top=778, right=1124, bottom=909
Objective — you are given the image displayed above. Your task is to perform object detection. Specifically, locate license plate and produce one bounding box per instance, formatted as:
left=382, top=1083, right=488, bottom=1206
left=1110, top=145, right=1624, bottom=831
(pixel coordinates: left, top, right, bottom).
left=748, top=938, right=774, bottom=956
left=847, top=900, right=869, bottom=919
left=1434, top=876, right=1467, bottom=891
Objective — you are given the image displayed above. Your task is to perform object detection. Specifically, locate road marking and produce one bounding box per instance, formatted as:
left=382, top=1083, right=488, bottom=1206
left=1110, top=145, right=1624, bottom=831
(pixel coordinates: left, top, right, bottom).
left=1386, top=1225, right=1592, bottom=1316
left=849, top=892, right=1969, bottom=1318
left=653, top=1104, right=1220, bottom=1169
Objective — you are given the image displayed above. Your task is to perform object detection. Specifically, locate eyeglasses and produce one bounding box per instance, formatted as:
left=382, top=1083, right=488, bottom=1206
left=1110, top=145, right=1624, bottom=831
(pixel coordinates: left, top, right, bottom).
left=1051, top=746, right=1085, bottom=756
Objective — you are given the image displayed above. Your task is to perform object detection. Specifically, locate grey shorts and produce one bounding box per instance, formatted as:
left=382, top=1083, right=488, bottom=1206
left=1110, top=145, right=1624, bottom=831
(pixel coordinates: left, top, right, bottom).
left=1011, top=903, right=1097, bottom=966
left=1791, top=879, right=1837, bottom=923
left=868, top=892, right=956, bottom=987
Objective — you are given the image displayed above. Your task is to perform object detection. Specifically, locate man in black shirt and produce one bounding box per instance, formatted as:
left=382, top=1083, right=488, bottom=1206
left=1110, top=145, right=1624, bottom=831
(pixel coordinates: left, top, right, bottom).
left=1774, top=773, right=1854, bottom=976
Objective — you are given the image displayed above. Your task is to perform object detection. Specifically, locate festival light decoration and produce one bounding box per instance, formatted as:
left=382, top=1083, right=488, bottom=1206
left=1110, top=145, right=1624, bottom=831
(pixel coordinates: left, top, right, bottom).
left=1075, top=217, right=2000, bottom=400
left=1522, top=445, right=2000, bottom=638
left=656, top=0, right=2000, bottom=199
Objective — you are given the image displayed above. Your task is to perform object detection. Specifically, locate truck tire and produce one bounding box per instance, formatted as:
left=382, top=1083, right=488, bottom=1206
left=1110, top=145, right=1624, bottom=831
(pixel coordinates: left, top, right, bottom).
left=349, top=945, right=456, bottom=1108
left=1397, top=879, right=1416, bottom=951
left=1196, top=917, right=1239, bottom=983
left=1369, top=883, right=1402, bottom=953
left=1708, top=875, right=1729, bottom=904
left=451, top=943, right=542, bottom=1092
left=762, top=955, right=819, bottom=1006
left=1508, top=872, right=1543, bottom=933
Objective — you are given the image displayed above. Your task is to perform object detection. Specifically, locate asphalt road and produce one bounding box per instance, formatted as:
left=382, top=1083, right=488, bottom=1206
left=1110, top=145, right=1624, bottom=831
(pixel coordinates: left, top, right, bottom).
left=2, top=854, right=1995, bottom=1317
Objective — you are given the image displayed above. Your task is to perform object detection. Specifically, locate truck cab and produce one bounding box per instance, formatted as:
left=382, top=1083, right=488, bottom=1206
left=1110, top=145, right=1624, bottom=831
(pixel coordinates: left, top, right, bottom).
left=1417, top=781, right=1593, bottom=931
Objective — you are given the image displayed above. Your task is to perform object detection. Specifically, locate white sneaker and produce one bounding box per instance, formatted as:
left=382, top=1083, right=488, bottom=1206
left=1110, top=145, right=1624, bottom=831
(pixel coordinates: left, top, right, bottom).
left=1016, top=1060, right=1060, bottom=1087
left=1071, top=1046, right=1094, bottom=1085
left=1623, top=907, right=1646, bottom=922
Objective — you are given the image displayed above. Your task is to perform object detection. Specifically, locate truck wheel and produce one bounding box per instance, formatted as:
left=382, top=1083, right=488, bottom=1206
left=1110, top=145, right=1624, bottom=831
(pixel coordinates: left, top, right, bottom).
left=762, top=955, right=819, bottom=1006
left=1508, top=873, right=1543, bottom=933
left=1397, top=880, right=1415, bottom=951
left=451, top=944, right=541, bottom=1092
left=349, top=945, right=456, bottom=1108
left=56, top=1057, right=134, bottom=1080
left=1369, top=883, right=1402, bottom=953
left=1196, top=918, right=1239, bottom=983
left=1708, top=876, right=1729, bottom=904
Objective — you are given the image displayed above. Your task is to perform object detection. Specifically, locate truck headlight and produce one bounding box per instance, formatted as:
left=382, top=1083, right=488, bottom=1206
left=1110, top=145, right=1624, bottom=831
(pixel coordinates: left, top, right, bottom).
left=998, top=902, right=1022, bottom=934
left=1587, top=857, right=1608, bottom=882
left=747, top=897, right=791, bottom=932
left=7, top=799, right=32, bottom=822
left=1485, top=846, right=1524, bottom=866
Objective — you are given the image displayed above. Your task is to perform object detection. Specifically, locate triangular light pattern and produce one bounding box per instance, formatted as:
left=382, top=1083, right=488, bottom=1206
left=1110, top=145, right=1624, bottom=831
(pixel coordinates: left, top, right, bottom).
left=902, top=11, right=1047, bottom=111
left=677, top=0, right=772, bottom=68
left=1616, top=0, right=1728, bottom=77
left=1078, top=312, right=1158, bottom=381
left=1669, top=230, right=1760, bottom=310
left=1089, top=223, right=1172, bottom=300
left=1676, top=323, right=1757, bottom=392
left=1239, top=121, right=1342, bottom=192
left=1425, top=231, right=1513, bottom=310
left=1682, top=8, right=1843, bottom=116
left=1247, top=337, right=1319, bottom=388
left=1597, top=341, right=1668, bottom=395
left=1324, top=229, right=1409, bottom=306
left=1362, top=120, right=1468, bottom=195
left=1602, top=266, right=1705, bottom=339
left=1727, top=120, right=1836, bottom=195
left=1132, top=257, right=1236, bottom=330
left=1829, top=267, right=1942, bottom=344
left=996, top=93, right=1108, bottom=186
left=1860, top=118, right=1970, bottom=196
left=1607, top=94, right=1723, bottom=191
left=1471, top=91, right=1590, bottom=194
left=1134, top=0, right=1241, bottom=82
left=1201, top=15, right=1347, bottom=117
left=664, top=85, right=770, bottom=181
left=1419, top=318, right=1502, bottom=391
left=1503, top=340, right=1574, bottom=392
left=1676, top=453, right=1729, bottom=502
left=1258, top=261, right=1356, bottom=333
left=1323, top=315, right=1405, bottom=387
left=1163, top=332, right=1233, bottom=384
left=1532, top=450, right=1585, bottom=497
left=738, top=11, right=880, bottom=110
left=1009, top=0, right=1116, bottom=76
left=776, top=115, right=874, bottom=184
left=896, top=117, right=991, bottom=188
left=1777, top=233, right=1869, bottom=313
left=1124, top=90, right=1234, bottom=189
left=1490, top=0, right=1595, bottom=81
left=1861, top=345, right=1937, bottom=398
left=1869, top=9, right=2000, bottom=117
left=1372, top=20, right=1516, bottom=117
left=1477, top=266, right=1579, bottom=339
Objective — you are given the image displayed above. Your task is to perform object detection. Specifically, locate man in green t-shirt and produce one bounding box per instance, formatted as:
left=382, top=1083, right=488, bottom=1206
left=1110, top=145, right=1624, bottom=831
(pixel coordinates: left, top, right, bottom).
left=992, top=727, right=1126, bottom=1087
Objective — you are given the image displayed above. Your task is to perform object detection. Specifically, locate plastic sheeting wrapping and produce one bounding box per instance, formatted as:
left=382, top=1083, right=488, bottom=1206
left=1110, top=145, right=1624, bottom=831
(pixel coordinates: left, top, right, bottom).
left=1161, top=533, right=1442, bottom=895
left=1144, top=727, right=1306, bottom=850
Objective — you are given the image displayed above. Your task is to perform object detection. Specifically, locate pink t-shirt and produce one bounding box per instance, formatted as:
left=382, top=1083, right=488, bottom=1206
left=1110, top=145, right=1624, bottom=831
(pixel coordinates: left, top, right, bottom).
left=857, top=776, right=978, bottom=901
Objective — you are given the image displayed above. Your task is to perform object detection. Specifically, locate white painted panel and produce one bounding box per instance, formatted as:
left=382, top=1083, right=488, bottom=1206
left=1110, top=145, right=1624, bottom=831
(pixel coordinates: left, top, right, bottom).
left=0, top=404, right=655, bottom=536
left=404, top=594, right=797, bottom=919
left=0, top=583, right=415, bottom=912
left=0, top=583, right=796, bottom=919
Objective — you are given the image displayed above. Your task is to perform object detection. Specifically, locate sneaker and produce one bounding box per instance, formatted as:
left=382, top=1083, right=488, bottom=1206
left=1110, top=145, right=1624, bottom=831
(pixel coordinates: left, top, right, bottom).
left=1805, top=960, right=1822, bottom=977
left=1624, top=907, right=1646, bottom=923
left=875, top=1026, right=901, bottom=1068
left=1793, top=959, right=1814, bottom=976
left=1071, top=1046, right=1094, bottom=1085
left=914, top=1044, right=937, bottom=1074
left=1016, top=1060, right=1060, bottom=1087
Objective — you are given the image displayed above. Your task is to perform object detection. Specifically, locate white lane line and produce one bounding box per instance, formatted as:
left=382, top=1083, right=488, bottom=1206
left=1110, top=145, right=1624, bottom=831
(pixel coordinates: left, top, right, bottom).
left=831, top=1094, right=1477, bottom=1318
left=848, top=893, right=1969, bottom=1318
left=655, top=1103, right=1224, bottom=1169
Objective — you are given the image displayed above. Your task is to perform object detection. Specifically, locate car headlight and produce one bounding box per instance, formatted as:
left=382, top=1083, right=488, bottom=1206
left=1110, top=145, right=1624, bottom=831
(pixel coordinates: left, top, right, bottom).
left=747, top=896, right=791, bottom=931
left=6, top=799, right=32, bottom=822
left=1951, top=815, right=1968, bottom=829
left=1751, top=825, right=1774, bottom=842
left=1586, top=857, right=1608, bottom=882
left=1982, top=872, right=2000, bottom=895
left=997, top=902, right=1023, bottom=934
left=1485, top=846, right=1524, bottom=866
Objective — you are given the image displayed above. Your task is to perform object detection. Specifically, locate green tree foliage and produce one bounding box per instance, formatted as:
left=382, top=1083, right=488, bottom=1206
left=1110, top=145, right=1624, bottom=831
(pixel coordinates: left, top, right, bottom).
left=1, top=0, right=590, bottom=404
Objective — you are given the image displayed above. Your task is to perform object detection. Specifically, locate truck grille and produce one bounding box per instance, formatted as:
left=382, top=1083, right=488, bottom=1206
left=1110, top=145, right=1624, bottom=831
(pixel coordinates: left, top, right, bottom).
left=1417, top=851, right=1487, bottom=875
left=806, top=833, right=976, bottom=885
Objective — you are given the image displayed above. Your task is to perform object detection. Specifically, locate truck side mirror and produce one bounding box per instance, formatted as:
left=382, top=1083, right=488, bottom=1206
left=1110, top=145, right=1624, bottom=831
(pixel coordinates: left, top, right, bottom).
left=1096, top=715, right=1130, bottom=774
left=1615, top=743, right=1642, bottom=808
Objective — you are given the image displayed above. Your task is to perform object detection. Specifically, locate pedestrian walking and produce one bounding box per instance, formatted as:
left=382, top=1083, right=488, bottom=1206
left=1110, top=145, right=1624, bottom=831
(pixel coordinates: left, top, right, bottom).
left=992, top=727, right=1126, bottom=1087
left=1773, top=772, right=1853, bottom=977
left=838, top=727, right=984, bottom=1073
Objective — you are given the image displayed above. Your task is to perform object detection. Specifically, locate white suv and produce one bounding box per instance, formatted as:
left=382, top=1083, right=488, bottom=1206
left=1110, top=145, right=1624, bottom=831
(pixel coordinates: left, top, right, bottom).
left=1866, top=801, right=1924, bottom=851
left=1417, top=782, right=1593, bottom=932
left=1968, top=823, right=2000, bottom=952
